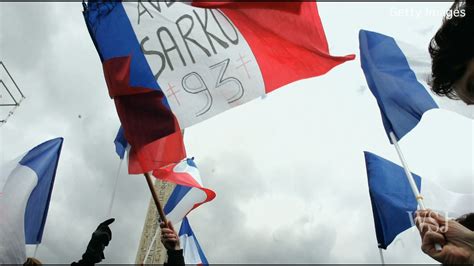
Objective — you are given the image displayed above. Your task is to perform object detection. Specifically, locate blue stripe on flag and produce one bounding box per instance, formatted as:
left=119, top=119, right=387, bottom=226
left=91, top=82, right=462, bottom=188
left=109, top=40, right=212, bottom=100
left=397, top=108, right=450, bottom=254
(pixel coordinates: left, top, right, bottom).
left=359, top=30, right=438, bottom=142
left=83, top=1, right=160, bottom=91
left=179, top=217, right=208, bottom=265
left=364, top=151, right=421, bottom=249
left=20, top=138, right=63, bottom=244
left=164, top=185, right=192, bottom=215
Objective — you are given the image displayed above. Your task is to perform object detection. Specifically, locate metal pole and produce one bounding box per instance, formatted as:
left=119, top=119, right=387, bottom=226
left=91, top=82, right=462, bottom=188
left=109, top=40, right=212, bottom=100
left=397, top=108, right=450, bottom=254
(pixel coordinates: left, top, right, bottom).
left=0, top=80, right=18, bottom=105
left=0, top=62, right=25, bottom=98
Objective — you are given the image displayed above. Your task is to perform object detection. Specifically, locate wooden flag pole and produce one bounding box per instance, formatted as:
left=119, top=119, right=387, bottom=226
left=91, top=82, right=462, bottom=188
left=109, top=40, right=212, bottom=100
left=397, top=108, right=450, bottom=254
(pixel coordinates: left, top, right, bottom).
left=144, top=172, right=168, bottom=224
left=143, top=129, right=186, bottom=226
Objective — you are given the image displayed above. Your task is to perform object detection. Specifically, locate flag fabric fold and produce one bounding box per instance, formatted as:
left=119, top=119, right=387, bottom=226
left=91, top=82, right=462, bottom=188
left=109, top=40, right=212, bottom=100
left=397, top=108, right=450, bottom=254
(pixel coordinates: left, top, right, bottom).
left=192, top=1, right=356, bottom=92
left=178, top=217, right=209, bottom=265
left=84, top=1, right=354, bottom=173
left=364, top=151, right=473, bottom=249
left=113, top=125, right=186, bottom=174
left=114, top=126, right=128, bottom=159
left=359, top=30, right=438, bottom=142
left=160, top=159, right=216, bottom=224
left=0, top=138, right=63, bottom=263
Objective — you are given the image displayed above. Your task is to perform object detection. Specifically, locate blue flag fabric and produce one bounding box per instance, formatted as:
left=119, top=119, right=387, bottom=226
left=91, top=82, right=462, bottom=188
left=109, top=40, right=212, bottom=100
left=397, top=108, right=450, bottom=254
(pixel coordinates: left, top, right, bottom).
left=114, top=126, right=127, bottom=159
left=359, top=30, right=438, bottom=142
left=364, top=151, right=421, bottom=249
left=22, top=138, right=64, bottom=244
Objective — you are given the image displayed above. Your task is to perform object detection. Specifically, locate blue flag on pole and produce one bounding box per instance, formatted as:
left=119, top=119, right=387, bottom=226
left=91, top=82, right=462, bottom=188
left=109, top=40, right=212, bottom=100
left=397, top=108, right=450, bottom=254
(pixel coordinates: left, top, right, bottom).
left=0, top=138, right=63, bottom=263
left=179, top=217, right=209, bottom=265
left=364, top=151, right=474, bottom=249
left=114, top=126, right=127, bottom=159
left=359, top=30, right=438, bottom=142
left=364, top=151, right=420, bottom=249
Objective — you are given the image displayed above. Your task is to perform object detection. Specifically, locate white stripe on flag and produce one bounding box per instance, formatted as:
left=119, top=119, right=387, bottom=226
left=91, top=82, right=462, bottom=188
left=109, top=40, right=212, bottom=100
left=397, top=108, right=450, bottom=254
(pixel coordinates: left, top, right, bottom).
left=166, top=188, right=207, bottom=224
left=180, top=234, right=202, bottom=264
left=0, top=164, right=38, bottom=264
left=123, top=2, right=265, bottom=128
left=173, top=162, right=203, bottom=186
left=421, top=178, right=474, bottom=219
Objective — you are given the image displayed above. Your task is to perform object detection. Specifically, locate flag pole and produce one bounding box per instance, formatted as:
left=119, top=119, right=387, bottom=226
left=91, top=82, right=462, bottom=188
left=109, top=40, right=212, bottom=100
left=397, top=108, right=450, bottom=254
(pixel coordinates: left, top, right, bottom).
left=389, top=131, right=442, bottom=251
left=144, top=129, right=185, bottom=225
left=378, top=248, right=385, bottom=265
left=33, top=244, right=39, bottom=258
left=142, top=226, right=160, bottom=264
left=389, top=132, right=426, bottom=209
left=144, top=172, right=168, bottom=224
left=106, top=158, right=123, bottom=218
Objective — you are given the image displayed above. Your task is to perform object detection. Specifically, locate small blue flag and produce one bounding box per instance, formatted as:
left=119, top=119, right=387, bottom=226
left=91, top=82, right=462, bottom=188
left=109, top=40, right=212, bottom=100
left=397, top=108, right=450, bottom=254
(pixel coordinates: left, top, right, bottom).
left=114, top=126, right=127, bottom=159
left=364, top=151, right=420, bottom=249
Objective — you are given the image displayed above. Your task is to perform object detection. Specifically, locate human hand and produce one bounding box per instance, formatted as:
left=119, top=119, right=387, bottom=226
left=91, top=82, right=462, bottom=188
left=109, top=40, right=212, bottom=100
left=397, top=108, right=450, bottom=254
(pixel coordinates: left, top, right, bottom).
left=93, top=218, right=115, bottom=246
left=160, top=221, right=180, bottom=251
left=415, top=210, right=474, bottom=264
left=83, top=218, right=115, bottom=263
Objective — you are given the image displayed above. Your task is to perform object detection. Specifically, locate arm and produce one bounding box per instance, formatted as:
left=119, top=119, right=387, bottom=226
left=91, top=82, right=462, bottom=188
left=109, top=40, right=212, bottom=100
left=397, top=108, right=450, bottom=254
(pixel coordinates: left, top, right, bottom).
left=161, top=221, right=185, bottom=265
left=71, top=218, right=115, bottom=265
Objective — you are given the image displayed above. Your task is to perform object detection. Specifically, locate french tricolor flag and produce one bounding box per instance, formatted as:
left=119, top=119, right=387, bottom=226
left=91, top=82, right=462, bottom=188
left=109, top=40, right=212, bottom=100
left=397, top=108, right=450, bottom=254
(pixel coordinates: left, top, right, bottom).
left=179, top=217, right=208, bottom=265
left=84, top=1, right=354, bottom=173
left=159, top=158, right=216, bottom=224
left=0, top=138, right=63, bottom=264
left=359, top=30, right=473, bottom=142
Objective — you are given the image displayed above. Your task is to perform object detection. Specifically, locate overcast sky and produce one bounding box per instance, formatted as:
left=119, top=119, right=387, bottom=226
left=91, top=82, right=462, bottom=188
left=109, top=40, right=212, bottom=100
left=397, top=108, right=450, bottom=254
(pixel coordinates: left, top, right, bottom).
left=0, top=2, right=473, bottom=264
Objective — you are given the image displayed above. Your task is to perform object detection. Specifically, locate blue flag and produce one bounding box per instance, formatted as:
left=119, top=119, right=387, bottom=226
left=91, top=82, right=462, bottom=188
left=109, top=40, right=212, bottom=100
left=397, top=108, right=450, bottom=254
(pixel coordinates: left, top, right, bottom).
left=364, top=151, right=420, bottom=249
left=179, top=217, right=209, bottom=265
left=359, top=30, right=438, bottom=142
left=114, top=126, right=127, bottom=159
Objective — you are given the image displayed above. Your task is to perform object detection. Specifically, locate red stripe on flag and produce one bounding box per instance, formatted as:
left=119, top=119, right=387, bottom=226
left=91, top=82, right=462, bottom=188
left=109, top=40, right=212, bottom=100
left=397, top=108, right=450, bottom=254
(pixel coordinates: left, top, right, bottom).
left=153, top=163, right=202, bottom=188
left=195, top=2, right=355, bottom=93
left=153, top=163, right=216, bottom=207
left=128, top=130, right=186, bottom=174
left=103, top=56, right=153, bottom=97
left=103, top=56, right=185, bottom=174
